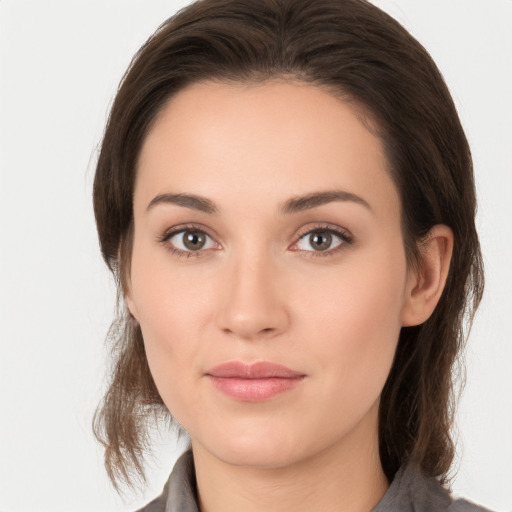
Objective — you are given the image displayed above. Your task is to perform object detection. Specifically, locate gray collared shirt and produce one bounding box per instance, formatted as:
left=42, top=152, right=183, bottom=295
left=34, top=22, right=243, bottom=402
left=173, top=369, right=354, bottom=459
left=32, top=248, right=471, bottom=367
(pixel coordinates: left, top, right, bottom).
left=136, top=450, right=493, bottom=512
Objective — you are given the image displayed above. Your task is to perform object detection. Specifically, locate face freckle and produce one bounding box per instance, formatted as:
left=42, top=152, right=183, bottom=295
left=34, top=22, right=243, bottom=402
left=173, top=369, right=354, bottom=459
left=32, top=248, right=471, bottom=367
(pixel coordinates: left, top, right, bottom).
left=126, top=79, right=410, bottom=470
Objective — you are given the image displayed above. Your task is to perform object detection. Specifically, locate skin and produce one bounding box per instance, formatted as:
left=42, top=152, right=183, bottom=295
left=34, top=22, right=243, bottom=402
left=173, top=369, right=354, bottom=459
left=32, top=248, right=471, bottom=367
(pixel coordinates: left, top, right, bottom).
left=126, top=80, right=453, bottom=512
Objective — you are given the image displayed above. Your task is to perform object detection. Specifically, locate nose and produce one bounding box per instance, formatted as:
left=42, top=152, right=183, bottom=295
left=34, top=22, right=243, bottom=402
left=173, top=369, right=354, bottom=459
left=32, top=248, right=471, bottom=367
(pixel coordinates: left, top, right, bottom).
left=216, top=250, right=290, bottom=340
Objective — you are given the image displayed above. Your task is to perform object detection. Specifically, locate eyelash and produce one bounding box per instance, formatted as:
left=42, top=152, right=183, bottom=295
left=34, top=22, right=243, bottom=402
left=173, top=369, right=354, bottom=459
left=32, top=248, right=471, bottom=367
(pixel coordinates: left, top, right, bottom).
left=158, top=223, right=353, bottom=259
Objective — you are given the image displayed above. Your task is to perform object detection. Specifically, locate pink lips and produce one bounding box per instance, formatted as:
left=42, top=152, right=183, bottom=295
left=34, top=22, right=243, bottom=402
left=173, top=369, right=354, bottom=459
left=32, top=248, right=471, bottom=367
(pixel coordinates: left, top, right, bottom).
left=206, top=361, right=306, bottom=402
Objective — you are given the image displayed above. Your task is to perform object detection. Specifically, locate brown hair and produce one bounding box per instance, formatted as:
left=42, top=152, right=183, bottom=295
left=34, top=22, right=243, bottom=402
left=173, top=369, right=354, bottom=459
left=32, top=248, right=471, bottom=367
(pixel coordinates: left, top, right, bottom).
left=93, top=0, right=484, bottom=491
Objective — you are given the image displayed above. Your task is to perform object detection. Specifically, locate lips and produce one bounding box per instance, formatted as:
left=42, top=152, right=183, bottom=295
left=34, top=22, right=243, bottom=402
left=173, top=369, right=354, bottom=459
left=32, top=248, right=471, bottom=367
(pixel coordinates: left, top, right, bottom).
left=205, top=361, right=306, bottom=402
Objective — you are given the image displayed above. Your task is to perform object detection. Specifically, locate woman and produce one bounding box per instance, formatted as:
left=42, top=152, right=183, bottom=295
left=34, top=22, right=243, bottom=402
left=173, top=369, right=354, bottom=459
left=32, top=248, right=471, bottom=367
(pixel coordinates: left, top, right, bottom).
left=92, top=0, right=489, bottom=510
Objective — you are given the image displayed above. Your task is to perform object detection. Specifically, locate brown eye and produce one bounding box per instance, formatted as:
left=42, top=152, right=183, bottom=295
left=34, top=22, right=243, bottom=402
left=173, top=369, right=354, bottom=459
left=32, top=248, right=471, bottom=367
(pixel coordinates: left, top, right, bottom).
left=166, top=229, right=216, bottom=253
left=182, top=231, right=207, bottom=250
left=301, top=230, right=338, bottom=252
left=309, top=231, right=333, bottom=251
left=293, top=227, right=351, bottom=255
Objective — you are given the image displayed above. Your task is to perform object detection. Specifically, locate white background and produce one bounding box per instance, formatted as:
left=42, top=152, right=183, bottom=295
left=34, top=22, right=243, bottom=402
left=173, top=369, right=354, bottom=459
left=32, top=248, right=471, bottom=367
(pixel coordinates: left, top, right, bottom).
left=1, top=1, right=511, bottom=511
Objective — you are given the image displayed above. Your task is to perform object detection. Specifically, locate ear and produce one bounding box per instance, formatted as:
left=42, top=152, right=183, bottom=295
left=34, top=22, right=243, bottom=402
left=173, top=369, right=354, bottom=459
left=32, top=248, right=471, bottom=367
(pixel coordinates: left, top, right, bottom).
left=401, top=225, right=454, bottom=327
left=120, top=255, right=139, bottom=322
left=125, top=290, right=139, bottom=322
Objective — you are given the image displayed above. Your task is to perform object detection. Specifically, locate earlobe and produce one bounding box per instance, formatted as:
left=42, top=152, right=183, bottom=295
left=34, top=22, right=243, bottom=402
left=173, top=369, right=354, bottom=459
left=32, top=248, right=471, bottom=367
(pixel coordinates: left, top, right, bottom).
left=124, top=282, right=140, bottom=323
left=401, top=225, right=454, bottom=327
left=126, top=295, right=139, bottom=323
left=123, top=274, right=139, bottom=322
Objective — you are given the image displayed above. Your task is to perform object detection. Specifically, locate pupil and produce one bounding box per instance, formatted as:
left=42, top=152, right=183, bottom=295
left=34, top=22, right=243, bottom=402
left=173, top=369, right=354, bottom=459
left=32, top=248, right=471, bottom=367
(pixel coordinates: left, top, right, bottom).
left=184, top=231, right=205, bottom=250
left=311, top=232, right=332, bottom=251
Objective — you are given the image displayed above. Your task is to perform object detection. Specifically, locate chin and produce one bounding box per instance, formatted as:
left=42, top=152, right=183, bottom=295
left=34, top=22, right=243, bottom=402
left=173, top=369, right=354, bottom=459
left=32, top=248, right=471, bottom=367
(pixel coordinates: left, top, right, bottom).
left=192, top=421, right=320, bottom=470
left=216, top=444, right=302, bottom=469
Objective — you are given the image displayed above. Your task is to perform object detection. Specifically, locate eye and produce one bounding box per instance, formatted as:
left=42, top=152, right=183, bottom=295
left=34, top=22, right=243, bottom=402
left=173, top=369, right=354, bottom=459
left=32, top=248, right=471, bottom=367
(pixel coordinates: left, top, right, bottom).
left=162, top=228, right=217, bottom=254
left=293, top=227, right=352, bottom=255
left=160, top=224, right=351, bottom=258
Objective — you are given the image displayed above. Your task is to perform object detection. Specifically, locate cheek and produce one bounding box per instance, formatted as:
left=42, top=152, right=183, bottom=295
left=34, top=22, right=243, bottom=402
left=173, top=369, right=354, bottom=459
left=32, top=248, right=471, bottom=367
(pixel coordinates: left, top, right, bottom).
left=130, top=233, right=214, bottom=330
left=300, top=247, right=407, bottom=395
left=128, top=244, right=209, bottom=399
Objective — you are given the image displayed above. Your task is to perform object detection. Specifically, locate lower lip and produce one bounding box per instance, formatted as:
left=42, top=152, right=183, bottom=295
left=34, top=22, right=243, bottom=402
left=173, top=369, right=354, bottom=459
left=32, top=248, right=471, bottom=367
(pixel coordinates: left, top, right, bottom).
left=208, top=376, right=304, bottom=402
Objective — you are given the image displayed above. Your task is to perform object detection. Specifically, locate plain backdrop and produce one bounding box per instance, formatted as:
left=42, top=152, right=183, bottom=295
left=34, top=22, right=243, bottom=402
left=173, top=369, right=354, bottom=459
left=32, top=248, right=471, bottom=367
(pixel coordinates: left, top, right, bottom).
left=1, top=1, right=511, bottom=511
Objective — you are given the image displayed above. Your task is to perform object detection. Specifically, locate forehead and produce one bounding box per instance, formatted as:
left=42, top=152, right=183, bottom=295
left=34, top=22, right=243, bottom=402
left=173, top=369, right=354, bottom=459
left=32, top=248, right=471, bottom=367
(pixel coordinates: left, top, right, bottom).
left=135, top=79, right=399, bottom=220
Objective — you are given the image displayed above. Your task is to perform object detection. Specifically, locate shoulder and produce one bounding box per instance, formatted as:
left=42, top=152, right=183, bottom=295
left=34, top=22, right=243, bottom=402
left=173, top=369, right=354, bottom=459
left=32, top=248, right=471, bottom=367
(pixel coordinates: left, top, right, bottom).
left=372, top=462, right=495, bottom=512
left=447, top=498, right=494, bottom=512
left=135, top=493, right=167, bottom=512
left=135, top=450, right=198, bottom=512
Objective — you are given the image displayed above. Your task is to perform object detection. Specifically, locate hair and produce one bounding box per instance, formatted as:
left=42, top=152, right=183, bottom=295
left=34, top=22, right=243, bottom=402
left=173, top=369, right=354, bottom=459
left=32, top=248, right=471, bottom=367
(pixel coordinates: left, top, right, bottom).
left=92, top=0, right=484, bottom=492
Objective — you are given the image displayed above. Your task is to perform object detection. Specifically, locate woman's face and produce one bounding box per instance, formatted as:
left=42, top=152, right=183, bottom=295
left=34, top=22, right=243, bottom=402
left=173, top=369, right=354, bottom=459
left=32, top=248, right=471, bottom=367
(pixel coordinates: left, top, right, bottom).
left=127, top=80, right=414, bottom=469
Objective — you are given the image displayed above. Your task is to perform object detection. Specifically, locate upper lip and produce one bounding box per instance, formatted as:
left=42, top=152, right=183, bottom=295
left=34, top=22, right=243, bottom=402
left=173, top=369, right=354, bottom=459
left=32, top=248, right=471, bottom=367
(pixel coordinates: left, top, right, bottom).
left=206, top=361, right=305, bottom=379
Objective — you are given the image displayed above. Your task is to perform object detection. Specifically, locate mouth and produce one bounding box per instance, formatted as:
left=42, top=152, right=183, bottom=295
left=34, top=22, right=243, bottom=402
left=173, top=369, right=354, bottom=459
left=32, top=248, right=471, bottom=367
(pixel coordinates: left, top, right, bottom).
left=205, top=361, right=306, bottom=402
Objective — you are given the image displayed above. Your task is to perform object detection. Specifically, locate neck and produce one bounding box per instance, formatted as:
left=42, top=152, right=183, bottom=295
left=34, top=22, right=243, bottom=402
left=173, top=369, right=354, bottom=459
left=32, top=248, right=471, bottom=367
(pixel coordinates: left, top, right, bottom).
left=192, top=404, right=389, bottom=512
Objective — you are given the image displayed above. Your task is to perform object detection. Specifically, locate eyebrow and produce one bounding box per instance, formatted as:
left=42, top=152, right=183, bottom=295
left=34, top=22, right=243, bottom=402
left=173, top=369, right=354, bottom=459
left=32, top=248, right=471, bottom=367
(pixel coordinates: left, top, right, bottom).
left=146, top=190, right=372, bottom=215
left=279, top=190, right=372, bottom=215
left=147, top=193, right=218, bottom=214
